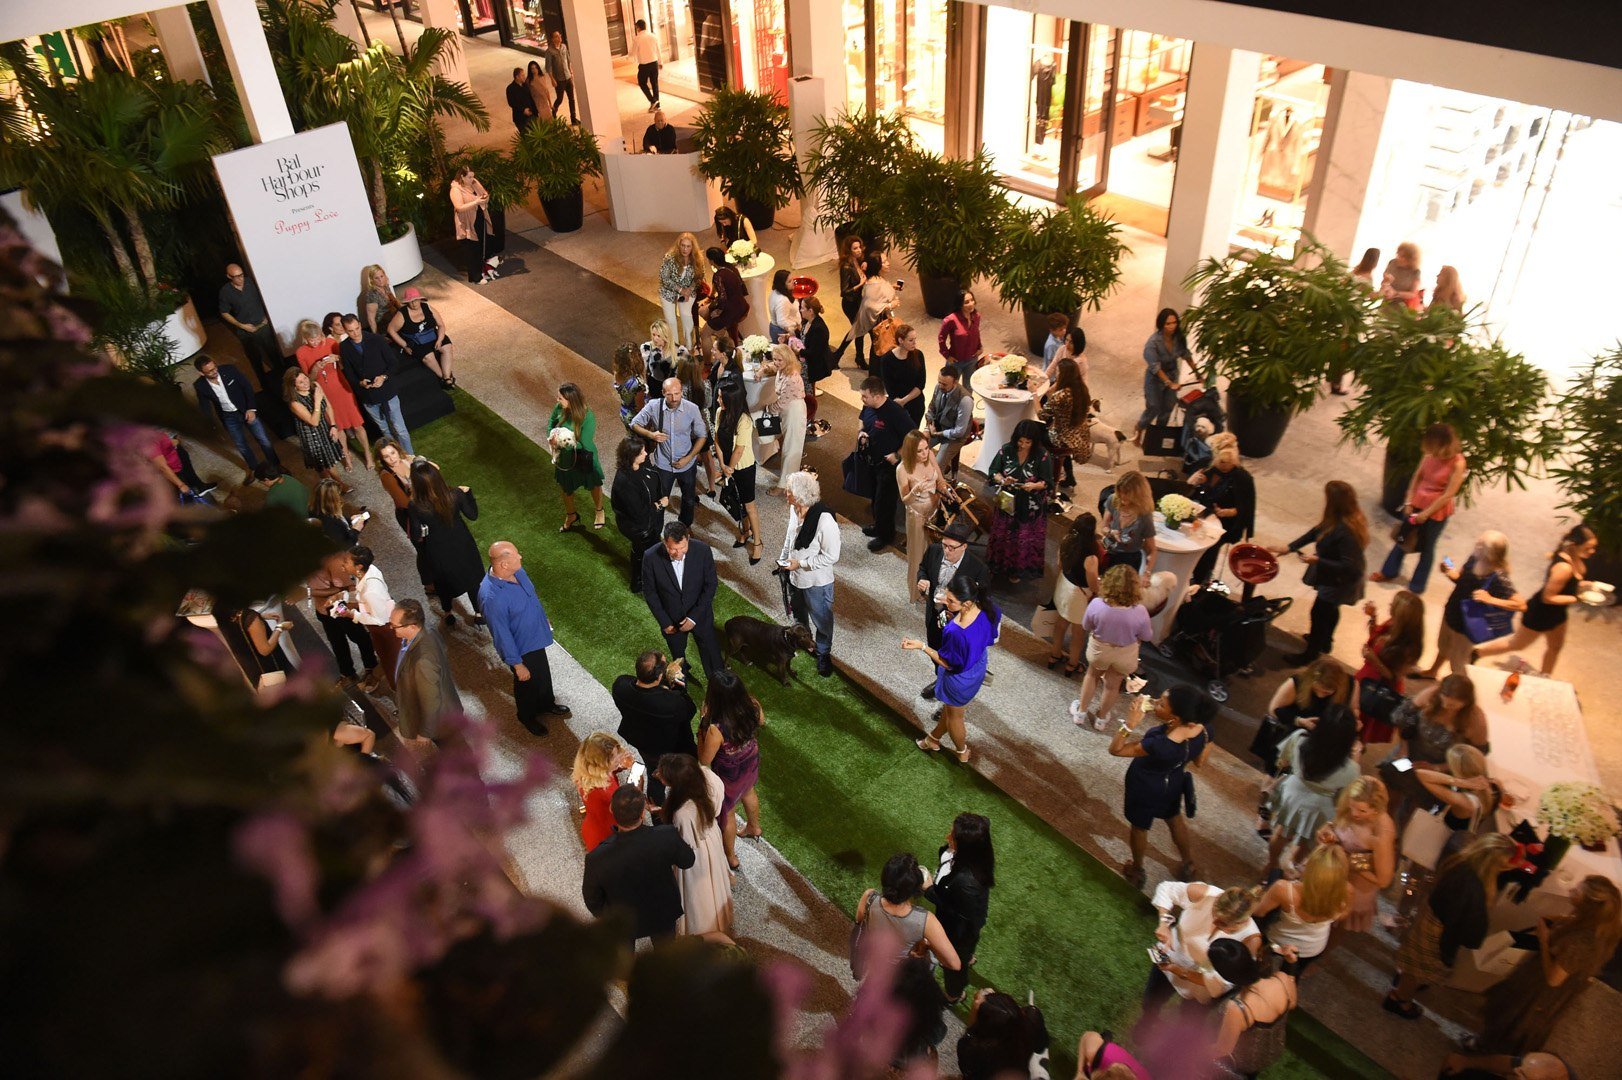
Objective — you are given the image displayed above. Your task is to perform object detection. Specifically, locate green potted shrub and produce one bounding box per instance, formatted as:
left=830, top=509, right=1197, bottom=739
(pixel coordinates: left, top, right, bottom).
left=513, top=119, right=604, bottom=234
left=872, top=147, right=1011, bottom=318
left=1180, top=236, right=1372, bottom=457
left=691, top=88, right=802, bottom=231
left=804, top=109, right=917, bottom=251
left=1339, top=304, right=1550, bottom=514
left=991, top=196, right=1130, bottom=352
left=1546, top=342, right=1622, bottom=580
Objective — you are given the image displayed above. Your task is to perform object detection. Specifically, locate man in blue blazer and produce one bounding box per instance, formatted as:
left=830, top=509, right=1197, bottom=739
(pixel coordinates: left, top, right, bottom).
left=192, top=354, right=282, bottom=481
left=641, top=521, right=721, bottom=677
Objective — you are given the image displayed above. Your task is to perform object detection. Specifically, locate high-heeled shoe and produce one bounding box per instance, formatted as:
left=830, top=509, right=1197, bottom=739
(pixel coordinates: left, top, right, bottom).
left=1045, top=654, right=1064, bottom=670
left=953, top=744, right=971, bottom=763
left=916, top=735, right=941, bottom=753
left=560, top=512, right=580, bottom=532
left=748, top=542, right=764, bottom=566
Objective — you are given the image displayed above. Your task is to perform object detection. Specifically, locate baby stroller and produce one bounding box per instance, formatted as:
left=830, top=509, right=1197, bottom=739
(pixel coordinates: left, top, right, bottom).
left=1156, top=544, right=1291, bottom=703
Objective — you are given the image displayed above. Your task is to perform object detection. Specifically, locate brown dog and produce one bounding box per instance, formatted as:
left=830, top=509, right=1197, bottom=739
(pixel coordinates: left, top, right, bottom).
left=722, top=615, right=816, bottom=685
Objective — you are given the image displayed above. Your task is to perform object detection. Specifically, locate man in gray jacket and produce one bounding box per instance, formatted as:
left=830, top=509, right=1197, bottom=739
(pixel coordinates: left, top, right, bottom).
left=390, top=598, right=461, bottom=744
left=924, top=364, right=973, bottom=476
left=547, top=31, right=578, bottom=124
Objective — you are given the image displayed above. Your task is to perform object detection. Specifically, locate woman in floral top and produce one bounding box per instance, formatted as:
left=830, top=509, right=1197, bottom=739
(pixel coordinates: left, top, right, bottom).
left=657, top=231, right=702, bottom=348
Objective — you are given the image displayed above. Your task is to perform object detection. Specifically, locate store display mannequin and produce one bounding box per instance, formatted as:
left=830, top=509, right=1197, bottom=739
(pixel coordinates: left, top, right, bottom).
left=1033, top=58, right=1057, bottom=145
left=1260, top=105, right=1305, bottom=192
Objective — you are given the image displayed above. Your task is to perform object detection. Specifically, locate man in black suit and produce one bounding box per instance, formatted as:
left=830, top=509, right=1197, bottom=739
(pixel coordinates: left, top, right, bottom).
left=338, top=314, right=414, bottom=454
left=857, top=376, right=911, bottom=552
left=641, top=521, right=722, bottom=678
left=192, top=354, right=283, bottom=482
left=581, top=787, right=695, bottom=947
left=612, top=649, right=697, bottom=807
left=915, top=521, right=987, bottom=700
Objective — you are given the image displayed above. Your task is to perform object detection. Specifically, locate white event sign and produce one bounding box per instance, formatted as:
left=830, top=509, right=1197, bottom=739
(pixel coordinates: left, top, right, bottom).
left=212, top=122, right=382, bottom=352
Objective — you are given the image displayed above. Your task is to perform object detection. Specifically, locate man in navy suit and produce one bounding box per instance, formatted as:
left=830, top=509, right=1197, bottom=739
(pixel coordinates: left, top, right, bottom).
left=641, top=521, right=721, bottom=678
left=192, top=354, right=282, bottom=481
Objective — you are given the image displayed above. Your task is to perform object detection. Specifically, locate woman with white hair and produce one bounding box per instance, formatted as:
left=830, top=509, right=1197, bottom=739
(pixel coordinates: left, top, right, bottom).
left=1188, top=431, right=1255, bottom=584
left=778, top=470, right=841, bottom=677
left=762, top=344, right=806, bottom=492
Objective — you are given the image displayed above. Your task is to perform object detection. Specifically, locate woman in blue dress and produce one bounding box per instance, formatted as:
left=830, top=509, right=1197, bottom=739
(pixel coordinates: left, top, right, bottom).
left=903, top=571, right=1000, bottom=764
left=1109, top=684, right=1217, bottom=888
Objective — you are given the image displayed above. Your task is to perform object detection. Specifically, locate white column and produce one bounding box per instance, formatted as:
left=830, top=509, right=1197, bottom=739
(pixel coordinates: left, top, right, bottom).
left=416, top=0, right=471, bottom=86
left=788, top=0, right=847, bottom=114
left=1159, top=43, right=1261, bottom=312
left=789, top=76, right=838, bottom=266
left=148, top=6, right=209, bottom=84
left=560, top=0, right=628, bottom=155
left=206, top=0, right=294, bottom=143
left=1301, top=69, right=1392, bottom=264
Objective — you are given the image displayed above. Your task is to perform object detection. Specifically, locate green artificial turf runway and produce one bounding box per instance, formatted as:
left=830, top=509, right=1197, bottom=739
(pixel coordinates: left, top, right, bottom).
left=416, top=395, right=1387, bottom=1079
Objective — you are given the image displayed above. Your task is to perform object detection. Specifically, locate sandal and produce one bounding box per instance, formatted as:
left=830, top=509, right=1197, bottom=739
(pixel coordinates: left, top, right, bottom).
left=953, top=744, right=971, bottom=763
left=1045, top=654, right=1064, bottom=670
left=739, top=827, right=763, bottom=839
left=592, top=510, right=606, bottom=529
left=560, top=512, right=580, bottom=532
left=916, top=735, right=942, bottom=753
left=1063, top=662, right=1082, bottom=678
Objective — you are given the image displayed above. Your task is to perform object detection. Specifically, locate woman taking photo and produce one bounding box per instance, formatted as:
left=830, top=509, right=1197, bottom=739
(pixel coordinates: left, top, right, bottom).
left=713, top=379, right=763, bottom=564
left=697, top=668, right=764, bottom=871
left=833, top=234, right=868, bottom=369
left=904, top=571, right=1000, bottom=764
left=359, top=263, right=398, bottom=334
left=938, top=288, right=984, bottom=368
left=1372, top=423, right=1467, bottom=594
left=386, top=287, right=457, bottom=390
left=1112, top=685, right=1216, bottom=887
left=1420, top=530, right=1524, bottom=678
left=1189, top=432, right=1257, bottom=583
left=1478, top=875, right=1622, bottom=1054
left=1264, top=704, right=1361, bottom=875
left=1476, top=523, right=1597, bottom=675
left=924, top=812, right=995, bottom=1004
left=1386, top=833, right=1516, bottom=1018
left=549, top=382, right=606, bottom=531
left=1134, top=308, right=1191, bottom=447
left=854, top=852, right=962, bottom=975
left=897, top=430, right=949, bottom=591
left=761, top=344, right=806, bottom=487
left=1316, top=776, right=1397, bottom=943
left=876, top=322, right=927, bottom=429
left=1208, top=937, right=1299, bottom=1078
left=1254, top=843, right=1350, bottom=975
left=1353, top=589, right=1425, bottom=748
left=282, top=368, right=350, bottom=489
left=1268, top=479, right=1369, bottom=665
left=658, top=232, right=701, bottom=348
left=407, top=460, right=484, bottom=625
left=798, top=296, right=832, bottom=428
left=1102, top=470, right=1159, bottom=579
left=657, top=753, right=734, bottom=935
left=767, top=267, right=801, bottom=342
left=296, top=316, right=370, bottom=470
left=610, top=437, right=666, bottom=593
left=1048, top=512, right=1104, bottom=677
left=572, top=732, right=633, bottom=853
left=986, top=418, right=1053, bottom=584
left=1072, top=564, right=1154, bottom=731
left=1039, top=359, right=1091, bottom=491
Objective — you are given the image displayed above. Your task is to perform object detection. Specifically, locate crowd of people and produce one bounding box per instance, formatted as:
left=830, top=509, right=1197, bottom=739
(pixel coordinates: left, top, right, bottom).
left=169, top=210, right=1617, bottom=1080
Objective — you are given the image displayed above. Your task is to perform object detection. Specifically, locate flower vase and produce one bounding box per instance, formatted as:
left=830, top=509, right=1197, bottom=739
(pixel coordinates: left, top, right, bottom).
left=1543, top=834, right=1572, bottom=867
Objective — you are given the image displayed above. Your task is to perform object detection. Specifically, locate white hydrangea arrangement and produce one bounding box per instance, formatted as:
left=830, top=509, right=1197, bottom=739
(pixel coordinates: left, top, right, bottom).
left=739, top=334, right=773, bottom=363
left=725, top=239, right=758, bottom=268
left=1537, top=782, right=1621, bottom=847
left=1158, top=493, right=1200, bottom=527
left=997, top=354, right=1028, bottom=389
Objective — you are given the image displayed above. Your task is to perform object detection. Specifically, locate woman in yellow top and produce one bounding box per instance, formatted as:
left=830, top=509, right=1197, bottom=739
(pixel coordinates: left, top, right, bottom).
left=714, top=378, right=764, bottom=563
left=549, top=383, right=606, bottom=531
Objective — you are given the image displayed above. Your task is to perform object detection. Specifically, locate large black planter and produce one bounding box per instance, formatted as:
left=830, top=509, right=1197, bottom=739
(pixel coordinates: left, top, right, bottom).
left=737, top=196, right=775, bottom=232
left=540, top=186, right=585, bottom=233
left=1224, top=384, right=1293, bottom=458
left=1021, top=301, right=1081, bottom=354
left=920, top=273, right=962, bottom=319
left=1381, top=449, right=1417, bottom=518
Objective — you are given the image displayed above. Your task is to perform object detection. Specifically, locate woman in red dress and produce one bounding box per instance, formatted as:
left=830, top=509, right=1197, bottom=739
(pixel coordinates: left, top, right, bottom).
left=572, top=732, right=635, bottom=853
left=296, top=314, right=372, bottom=470
left=1353, top=590, right=1425, bottom=748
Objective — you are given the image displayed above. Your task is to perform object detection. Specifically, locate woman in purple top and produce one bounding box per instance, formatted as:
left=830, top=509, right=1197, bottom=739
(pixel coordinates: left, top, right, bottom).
left=904, top=571, right=1000, bottom=763
left=697, top=667, right=764, bottom=870
left=1073, top=565, right=1155, bottom=731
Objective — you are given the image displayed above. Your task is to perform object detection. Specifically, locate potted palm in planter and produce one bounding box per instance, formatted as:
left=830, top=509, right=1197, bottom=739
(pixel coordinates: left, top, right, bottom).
left=513, top=119, right=604, bottom=234
left=1546, top=343, right=1622, bottom=580
left=1180, top=236, right=1372, bottom=457
left=805, top=109, right=917, bottom=251
left=1339, top=305, right=1550, bottom=514
left=691, top=88, right=802, bottom=231
left=872, top=148, right=1011, bottom=318
left=992, top=196, right=1129, bottom=352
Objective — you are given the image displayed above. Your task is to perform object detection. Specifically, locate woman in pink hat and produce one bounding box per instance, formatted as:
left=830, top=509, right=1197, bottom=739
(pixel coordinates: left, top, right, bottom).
left=386, top=286, right=459, bottom=390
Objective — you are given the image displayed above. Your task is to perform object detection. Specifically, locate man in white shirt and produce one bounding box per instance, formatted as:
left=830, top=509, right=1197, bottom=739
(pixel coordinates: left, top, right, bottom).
left=777, top=471, right=841, bottom=677
left=344, top=545, right=396, bottom=693
left=1136, top=880, right=1263, bottom=1046
left=633, top=19, right=661, bottom=111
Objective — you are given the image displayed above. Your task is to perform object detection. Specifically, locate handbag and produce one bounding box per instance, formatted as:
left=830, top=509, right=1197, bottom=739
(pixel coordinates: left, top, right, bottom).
left=1459, top=573, right=1514, bottom=643
left=1390, top=518, right=1421, bottom=553
left=555, top=444, right=578, bottom=472
left=753, top=410, right=783, bottom=439
left=841, top=449, right=876, bottom=499
left=848, top=911, right=869, bottom=980
left=1247, top=713, right=1297, bottom=775
left=1358, top=680, right=1403, bottom=723
left=717, top=475, right=746, bottom=524
left=1400, top=807, right=1453, bottom=870
left=995, top=486, right=1017, bottom=516
left=871, top=311, right=899, bottom=354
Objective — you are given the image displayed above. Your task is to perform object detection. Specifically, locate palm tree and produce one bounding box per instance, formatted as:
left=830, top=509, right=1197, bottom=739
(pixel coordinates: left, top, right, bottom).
left=0, top=48, right=228, bottom=296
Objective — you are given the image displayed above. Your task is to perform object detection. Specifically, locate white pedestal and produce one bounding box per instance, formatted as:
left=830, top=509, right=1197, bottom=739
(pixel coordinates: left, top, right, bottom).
left=737, top=252, right=776, bottom=338
left=602, top=152, right=713, bottom=233
left=378, top=223, right=423, bottom=286
left=1148, top=515, right=1224, bottom=641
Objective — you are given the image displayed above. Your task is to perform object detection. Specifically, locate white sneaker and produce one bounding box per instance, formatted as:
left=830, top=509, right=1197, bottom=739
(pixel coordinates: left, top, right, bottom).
left=1068, top=700, right=1090, bottom=727
left=1093, top=714, right=1114, bottom=733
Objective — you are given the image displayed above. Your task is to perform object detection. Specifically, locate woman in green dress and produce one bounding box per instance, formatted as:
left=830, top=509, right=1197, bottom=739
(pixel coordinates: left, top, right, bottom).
left=549, top=383, right=606, bottom=530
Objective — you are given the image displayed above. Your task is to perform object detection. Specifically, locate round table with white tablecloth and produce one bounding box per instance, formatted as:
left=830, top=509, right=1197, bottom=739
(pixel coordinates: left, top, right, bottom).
left=1146, top=512, right=1224, bottom=641
left=968, top=359, right=1038, bottom=470
left=732, top=252, right=776, bottom=339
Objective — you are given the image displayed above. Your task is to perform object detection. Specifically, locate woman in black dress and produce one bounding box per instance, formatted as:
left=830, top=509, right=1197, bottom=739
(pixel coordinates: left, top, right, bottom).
left=386, top=287, right=456, bottom=389
left=1110, top=685, right=1216, bottom=887
left=1476, top=523, right=1595, bottom=675
left=798, top=296, right=832, bottom=432
left=875, top=322, right=927, bottom=429
left=1267, top=480, right=1369, bottom=665
left=1189, top=432, right=1256, bottom=583
left=831, top=233, right=868, bottom=369
left=222, top=606, right=294, bottom=690
left=610, top=437, right=667, bottom=593
left=407, top=460, right=484, bottom=625
left=924, top=811, right=996, bottom=1004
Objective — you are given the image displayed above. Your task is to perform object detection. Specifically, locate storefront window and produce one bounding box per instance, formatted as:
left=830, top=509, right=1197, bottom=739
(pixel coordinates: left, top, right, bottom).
left=498, top=0, right=553, bottom=51
left=846, top=0, right=948, bottom=151
left=1231, top=59, right=1329, bottom=258
left=744, top=0, right=789, bottom=104
left=980, top=8, right=1069, bottom=197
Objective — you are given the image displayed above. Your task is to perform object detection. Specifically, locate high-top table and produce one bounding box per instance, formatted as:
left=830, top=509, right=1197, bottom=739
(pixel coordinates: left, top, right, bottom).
left=734, top=253, right=776, bottom=339
left=1147, top=513, right=1224, bottom=641
left=968, top=358, right=1037, bottom=467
